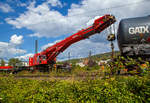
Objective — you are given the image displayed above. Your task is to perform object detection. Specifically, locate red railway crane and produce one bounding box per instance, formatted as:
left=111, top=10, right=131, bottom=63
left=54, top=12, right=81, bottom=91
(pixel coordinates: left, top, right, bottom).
left=29, top=14, right=116, bottom=71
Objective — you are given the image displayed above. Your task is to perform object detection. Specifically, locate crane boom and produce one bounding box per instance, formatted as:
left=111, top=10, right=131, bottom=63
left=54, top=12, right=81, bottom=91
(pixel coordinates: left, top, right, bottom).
left=29, top=14, right=116, bottom=68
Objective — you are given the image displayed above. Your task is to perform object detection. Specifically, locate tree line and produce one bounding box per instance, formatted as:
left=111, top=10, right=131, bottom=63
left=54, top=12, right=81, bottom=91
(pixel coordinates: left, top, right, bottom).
left=0, top=58, right=22, bottom=66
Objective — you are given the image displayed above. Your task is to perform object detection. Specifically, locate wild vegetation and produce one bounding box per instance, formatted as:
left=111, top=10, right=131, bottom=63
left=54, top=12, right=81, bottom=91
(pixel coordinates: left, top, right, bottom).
left=0, top=74, right=150, bottom=103
left=0, top=52, right=150, bottom=102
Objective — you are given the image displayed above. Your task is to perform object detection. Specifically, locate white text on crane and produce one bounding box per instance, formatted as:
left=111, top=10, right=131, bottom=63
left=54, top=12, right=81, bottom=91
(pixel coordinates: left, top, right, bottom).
left=128, top=26, right=149, bottom=34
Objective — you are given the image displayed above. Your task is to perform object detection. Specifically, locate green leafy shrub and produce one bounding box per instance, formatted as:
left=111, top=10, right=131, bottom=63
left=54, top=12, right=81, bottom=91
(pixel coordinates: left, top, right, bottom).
left=0, top=76, right=150, bottom=103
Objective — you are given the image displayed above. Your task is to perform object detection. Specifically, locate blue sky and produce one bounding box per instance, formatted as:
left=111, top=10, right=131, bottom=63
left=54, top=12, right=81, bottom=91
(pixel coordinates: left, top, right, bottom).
left=0, top=0, right=150, bottom=61
left=0, top=0, right=82, bottom=60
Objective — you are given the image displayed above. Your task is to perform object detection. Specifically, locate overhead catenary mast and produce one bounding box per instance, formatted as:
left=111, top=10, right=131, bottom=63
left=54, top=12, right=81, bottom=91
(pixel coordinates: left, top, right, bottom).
left=35, top=40, right=38, bottom=54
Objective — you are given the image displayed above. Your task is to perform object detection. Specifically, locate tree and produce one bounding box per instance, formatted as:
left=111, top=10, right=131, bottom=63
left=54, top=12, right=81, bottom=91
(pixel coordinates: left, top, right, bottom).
left=0, top=59, right=5, bottom=66
left=8, top=58, right=22, bottom=66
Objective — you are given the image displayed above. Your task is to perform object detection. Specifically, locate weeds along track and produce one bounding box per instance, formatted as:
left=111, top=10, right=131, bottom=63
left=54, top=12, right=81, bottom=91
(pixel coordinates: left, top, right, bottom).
left=0, top=75, right=150, bottom=103
left=0, top=73, right=103, bottom=81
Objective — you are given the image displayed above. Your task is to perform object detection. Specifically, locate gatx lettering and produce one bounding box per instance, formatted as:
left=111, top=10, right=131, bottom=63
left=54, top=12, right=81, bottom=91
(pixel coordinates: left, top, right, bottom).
left=128, top=26, right=149, bottom=34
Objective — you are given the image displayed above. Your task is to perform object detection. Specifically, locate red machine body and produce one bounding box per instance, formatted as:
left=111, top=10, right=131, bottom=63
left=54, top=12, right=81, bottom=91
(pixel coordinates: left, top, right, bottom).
left=29, top=14, right=116, bottom=69
left=0, top=66, right=13, bottom=71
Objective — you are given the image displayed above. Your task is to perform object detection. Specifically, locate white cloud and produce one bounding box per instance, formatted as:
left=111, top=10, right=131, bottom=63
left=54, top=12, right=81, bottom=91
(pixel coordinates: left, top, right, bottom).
left=28, top=33, right=43, bottom=38
left=47, top=0, right=63, bottom=7
left=40, top=33, right=118, bottom=61
left=0, top=42, right=26, bottom=59
left=5, top=1, right=90, bottom=38
left=86, top=16, right=102, bottom=26
left=6, top=0, right=150, bottom=38
left=10, top=34, right=23, bottom=45
left=0, top=3, right=14, bottom=13
left=17, top=2, right=28, bottom=7
left=41, top=39, right=62, bottom=50
left=0, top=35, right=26, bottom=59
left=16, top=53, right=33, bottom=61
left=6, top=0, right=30, bottom=7
left=57, top=39, right=118, bottom=61
left=5, top=0, right=150, bottom=60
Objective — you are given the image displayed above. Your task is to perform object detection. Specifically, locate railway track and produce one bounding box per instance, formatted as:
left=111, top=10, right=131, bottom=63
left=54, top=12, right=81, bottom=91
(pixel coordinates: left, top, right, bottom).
left=0, top=74, right=103, bottom=81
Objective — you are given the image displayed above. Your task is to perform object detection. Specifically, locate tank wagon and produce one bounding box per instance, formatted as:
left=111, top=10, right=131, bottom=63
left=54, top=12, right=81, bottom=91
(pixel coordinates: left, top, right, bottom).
left=117, top=15, right=150, bottom=59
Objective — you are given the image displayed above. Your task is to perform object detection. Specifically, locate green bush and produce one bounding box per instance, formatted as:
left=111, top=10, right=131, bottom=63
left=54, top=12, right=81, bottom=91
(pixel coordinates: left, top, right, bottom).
left=0, top=76, right=150, bottom=103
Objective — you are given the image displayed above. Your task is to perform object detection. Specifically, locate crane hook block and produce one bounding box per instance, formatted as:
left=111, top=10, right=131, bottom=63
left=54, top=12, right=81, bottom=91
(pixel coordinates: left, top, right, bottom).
left=107, top=34, right=116, bottom=41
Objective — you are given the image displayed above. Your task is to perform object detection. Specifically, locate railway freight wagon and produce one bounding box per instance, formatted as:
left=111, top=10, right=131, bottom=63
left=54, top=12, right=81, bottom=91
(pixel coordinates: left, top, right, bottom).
left=117, top=15, right=150, bottom=58
left=0, top=66, right=13, bottom=72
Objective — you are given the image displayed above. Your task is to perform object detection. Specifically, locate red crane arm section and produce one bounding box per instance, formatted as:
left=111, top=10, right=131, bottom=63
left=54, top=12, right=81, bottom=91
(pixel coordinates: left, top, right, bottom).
left=44, top=14, right=115, bottom=63
left=29, top=14, right=116, bottom=66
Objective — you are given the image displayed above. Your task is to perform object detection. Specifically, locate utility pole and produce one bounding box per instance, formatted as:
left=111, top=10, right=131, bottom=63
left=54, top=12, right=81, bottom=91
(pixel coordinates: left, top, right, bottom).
left=35, top=40, right=38, bottom=54
left=89, top=50, right=92, bottom=58
left=68, top=52, right=71, bottom=63
left=111, top=41, right=114, bottom=60
left=88, top=50, right=92, bottom=62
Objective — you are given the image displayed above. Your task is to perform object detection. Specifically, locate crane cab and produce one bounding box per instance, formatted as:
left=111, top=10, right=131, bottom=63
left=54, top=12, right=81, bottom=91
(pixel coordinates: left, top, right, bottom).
left=38, top=54, right=47, bottom=65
